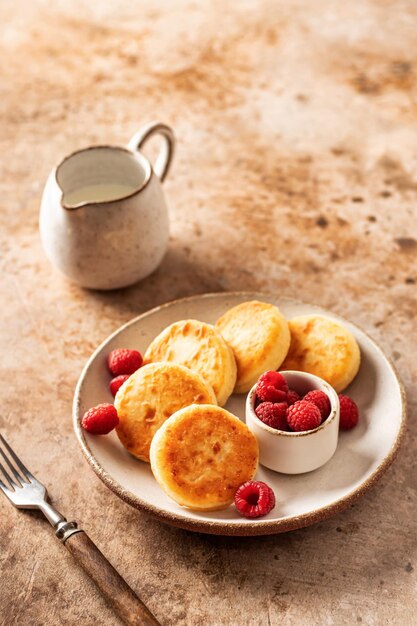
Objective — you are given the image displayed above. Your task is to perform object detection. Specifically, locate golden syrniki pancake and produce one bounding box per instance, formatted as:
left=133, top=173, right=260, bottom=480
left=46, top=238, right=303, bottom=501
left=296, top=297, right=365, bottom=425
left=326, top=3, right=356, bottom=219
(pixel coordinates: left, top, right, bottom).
left=150, top=404, right=259, bottom=511
left=215, top=300, right=290, bottom=394
left=280, top=314, right=361, bottom=392
left=114, top=362, right=216, bottom=462
left=143, top=319, right=237, bottom=406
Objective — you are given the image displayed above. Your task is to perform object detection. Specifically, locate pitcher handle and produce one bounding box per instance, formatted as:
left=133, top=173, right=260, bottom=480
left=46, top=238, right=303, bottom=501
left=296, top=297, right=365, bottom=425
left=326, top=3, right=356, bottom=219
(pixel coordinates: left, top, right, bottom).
left=128, top=122, right=175, bottom=183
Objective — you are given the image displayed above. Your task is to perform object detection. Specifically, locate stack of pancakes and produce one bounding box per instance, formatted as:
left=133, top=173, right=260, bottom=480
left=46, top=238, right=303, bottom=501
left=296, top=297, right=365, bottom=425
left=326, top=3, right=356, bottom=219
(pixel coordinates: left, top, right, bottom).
left=114, top=300, right=360, bottom=510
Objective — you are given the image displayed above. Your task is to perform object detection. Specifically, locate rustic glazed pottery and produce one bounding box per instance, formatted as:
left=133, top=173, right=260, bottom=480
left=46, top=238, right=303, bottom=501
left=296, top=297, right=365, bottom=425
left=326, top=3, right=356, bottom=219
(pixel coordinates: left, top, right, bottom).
left=246, top=370, right=340, bottom=474
left=73, top=292, right=406, bottom=536
left=39, top=122, right=175, bottom=290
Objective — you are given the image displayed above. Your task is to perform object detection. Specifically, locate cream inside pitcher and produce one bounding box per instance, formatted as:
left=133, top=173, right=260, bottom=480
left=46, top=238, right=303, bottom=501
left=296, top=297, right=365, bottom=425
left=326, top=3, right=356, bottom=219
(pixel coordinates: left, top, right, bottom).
left=39, top=122, right=175, bottom=290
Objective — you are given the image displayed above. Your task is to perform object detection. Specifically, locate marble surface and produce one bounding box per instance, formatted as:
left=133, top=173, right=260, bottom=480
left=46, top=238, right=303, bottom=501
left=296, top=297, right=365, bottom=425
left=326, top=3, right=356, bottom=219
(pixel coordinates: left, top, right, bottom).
left=1, top=1, right=416, bottom=624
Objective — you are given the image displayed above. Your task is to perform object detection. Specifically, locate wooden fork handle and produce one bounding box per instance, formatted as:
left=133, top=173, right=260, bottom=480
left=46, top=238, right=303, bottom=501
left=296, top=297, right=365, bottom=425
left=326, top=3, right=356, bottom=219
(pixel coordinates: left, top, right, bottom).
left=63, top=530, right=161, bottom=626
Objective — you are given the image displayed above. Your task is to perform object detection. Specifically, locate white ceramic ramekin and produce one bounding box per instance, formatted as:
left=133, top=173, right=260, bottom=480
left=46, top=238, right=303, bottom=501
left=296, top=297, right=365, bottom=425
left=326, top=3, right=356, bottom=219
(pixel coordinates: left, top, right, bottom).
left=245, top=370, right=340, bottom=474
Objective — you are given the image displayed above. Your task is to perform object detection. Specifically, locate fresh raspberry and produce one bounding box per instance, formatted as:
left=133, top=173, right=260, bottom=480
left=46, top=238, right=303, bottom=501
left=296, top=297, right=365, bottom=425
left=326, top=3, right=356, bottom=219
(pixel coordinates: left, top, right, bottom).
left=339, top=394, right=359, bottom=430
left=256, top=371, right=288, bottom=403
left=109, top=375, right=130, bottom=397
left=287, top=400, right=321, bottom=432
left=255, top=402, right=289, bottom=431
left=107, top=349, right=142, bottom=376
left=303, top=390, right=331, bottom=422
left=286, top=389, right=301, bottom=406
left=81, top=403, right=119, bottom=435
left=234, top=481, right=276, bottom=518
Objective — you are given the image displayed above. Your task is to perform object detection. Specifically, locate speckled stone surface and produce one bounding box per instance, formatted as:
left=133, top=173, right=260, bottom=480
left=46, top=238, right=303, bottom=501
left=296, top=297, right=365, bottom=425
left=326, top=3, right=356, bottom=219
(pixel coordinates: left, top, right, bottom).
left=1, top=1, right=416, bottom=624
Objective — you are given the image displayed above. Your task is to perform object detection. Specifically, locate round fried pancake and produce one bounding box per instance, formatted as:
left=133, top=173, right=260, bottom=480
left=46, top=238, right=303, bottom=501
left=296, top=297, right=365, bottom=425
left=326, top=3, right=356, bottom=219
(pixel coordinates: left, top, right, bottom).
left=280, top=314, right=361, bottom=392
left=114, top=362, right=216, bottom=462
left=150, top=404, right=259, bottom=511
left=215, top=300, right=290, bottom=393
left=143, top=319, right=237, bottom=406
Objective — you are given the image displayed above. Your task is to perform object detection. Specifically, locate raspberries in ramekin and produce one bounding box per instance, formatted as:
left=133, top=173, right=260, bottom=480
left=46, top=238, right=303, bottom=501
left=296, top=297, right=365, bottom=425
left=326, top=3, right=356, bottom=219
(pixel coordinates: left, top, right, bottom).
left=252, top=371, right=359, bottom=433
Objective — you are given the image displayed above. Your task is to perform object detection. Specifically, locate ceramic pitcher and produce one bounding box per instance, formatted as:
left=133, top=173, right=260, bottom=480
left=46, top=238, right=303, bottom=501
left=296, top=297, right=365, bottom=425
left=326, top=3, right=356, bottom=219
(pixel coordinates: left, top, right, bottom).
left=39, top=122, right=175, bottom=290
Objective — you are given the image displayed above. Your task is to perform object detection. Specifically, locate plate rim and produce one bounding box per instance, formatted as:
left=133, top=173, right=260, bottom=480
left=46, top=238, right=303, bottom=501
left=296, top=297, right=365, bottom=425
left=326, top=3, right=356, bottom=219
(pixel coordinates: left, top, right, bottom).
left=73, top=291, right=407, bottom=536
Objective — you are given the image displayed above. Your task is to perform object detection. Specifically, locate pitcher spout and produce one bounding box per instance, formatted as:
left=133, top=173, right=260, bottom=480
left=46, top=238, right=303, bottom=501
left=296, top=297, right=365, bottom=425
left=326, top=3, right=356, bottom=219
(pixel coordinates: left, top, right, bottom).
left=55, top=145, right=151, bottom=209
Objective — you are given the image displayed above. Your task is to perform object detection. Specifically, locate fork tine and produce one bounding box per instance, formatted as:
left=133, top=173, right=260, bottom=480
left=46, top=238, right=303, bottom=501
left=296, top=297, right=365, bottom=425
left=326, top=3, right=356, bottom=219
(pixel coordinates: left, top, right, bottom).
left=0, top=446, right=24, bottom=486
left=0, top=473, right=11, bottom=493
left=0, top=434, right=34, bottom=483
left=0, top=459, right=19, bottom=490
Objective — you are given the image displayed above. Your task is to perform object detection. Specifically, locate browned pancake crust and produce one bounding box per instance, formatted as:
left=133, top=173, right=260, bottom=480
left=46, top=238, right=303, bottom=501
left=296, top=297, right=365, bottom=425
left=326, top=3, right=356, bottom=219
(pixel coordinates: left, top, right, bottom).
left=215, top=300, right=290, bottom=393
left=144, top=319, right=236, bottom=406
left=115, top=362, right=216, bottom=462
left=150, top=404, right=259, bottom=510
left=280, top=315, right=361, bottom=392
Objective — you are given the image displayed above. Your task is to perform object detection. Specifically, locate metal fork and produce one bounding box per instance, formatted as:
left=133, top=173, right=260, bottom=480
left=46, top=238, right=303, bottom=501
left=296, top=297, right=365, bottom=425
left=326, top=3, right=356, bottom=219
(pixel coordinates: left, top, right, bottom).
left=0, top=434, right=160, bottom=626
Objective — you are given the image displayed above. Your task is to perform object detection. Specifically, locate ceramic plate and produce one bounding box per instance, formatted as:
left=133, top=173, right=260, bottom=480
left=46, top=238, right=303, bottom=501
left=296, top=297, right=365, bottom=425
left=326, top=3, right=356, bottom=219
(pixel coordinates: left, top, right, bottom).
left=73, top=293, right=406, bottom=536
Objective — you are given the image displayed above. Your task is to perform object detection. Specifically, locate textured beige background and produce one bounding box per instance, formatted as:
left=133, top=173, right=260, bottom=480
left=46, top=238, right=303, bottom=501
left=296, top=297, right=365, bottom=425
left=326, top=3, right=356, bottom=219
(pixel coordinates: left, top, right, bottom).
left=1, top=1, right=416, bottom=624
